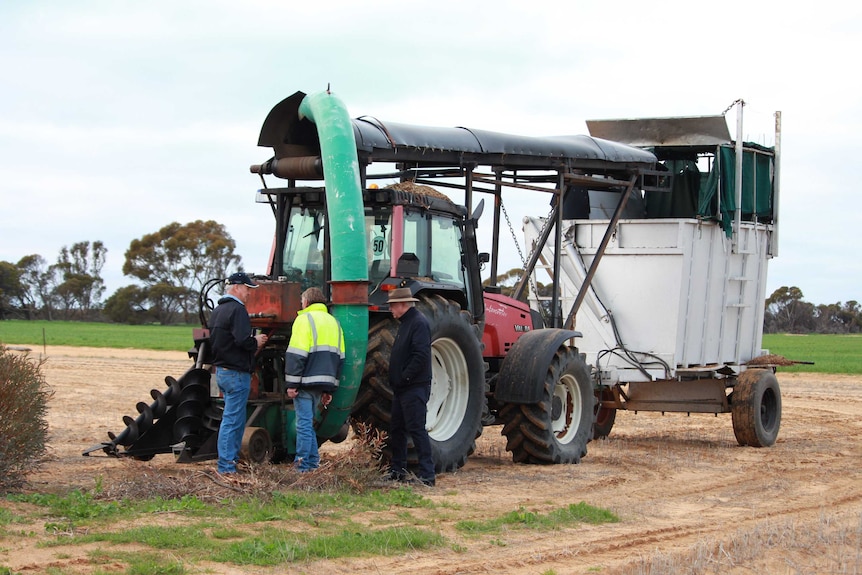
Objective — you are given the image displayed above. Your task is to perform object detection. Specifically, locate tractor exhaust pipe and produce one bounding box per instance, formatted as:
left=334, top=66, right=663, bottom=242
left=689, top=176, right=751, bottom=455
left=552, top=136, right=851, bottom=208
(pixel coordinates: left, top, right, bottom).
left=250, top=156, right=323, bottom=180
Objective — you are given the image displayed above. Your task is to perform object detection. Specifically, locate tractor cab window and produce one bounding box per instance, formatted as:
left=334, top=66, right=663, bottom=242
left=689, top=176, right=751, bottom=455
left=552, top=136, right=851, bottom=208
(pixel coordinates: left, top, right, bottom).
left=402, top=210, right=429, bottom=276
left=429, top=214, right=465, bottom=287
left=403, top=209, right=465, bottom=287
left=366, top=206, right=392, bottom=286
left=282, top=207, right=325, bottom=289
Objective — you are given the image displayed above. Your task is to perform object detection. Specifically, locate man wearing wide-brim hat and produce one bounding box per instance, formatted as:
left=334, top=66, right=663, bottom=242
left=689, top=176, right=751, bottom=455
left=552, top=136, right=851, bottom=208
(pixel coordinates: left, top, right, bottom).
left=385, top=287, right=435, bottom=486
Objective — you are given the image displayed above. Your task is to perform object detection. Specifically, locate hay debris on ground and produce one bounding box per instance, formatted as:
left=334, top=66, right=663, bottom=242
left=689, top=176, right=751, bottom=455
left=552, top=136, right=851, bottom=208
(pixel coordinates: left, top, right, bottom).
left=94, top=425, right=389, bottom=502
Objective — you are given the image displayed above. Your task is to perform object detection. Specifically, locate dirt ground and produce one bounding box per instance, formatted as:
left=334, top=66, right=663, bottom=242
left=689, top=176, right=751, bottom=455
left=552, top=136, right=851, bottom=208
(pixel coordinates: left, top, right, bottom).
left=4, top=346, right=862, bottom=574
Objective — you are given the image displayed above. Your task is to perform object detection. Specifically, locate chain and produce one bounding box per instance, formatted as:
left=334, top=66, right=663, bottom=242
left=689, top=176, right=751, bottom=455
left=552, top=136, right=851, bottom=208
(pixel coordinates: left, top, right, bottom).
left=501, top=200, right=527, bottom=267
left=501, top=199, right=555, bottom=308
left=722, top=98, right=745, bottom=116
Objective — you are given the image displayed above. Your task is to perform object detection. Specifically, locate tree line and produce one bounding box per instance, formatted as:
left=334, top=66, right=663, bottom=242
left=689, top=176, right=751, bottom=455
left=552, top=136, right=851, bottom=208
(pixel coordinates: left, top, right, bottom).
left=1, top=224, right=859, bottom=334
left=0, top=220, right=241, bottom=325
left=764, top=286, right=860, bottom=334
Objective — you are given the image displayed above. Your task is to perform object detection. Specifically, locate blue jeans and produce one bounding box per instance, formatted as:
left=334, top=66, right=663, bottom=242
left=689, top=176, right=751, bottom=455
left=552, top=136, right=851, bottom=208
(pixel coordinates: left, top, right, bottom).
left=216, top=367, right=250, bottom=474
left=294, top=389, right=322, bottom=472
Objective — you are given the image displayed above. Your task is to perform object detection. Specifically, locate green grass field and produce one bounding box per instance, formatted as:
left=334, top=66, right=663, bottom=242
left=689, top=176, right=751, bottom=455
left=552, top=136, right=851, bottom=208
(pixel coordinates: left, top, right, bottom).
left=0, top=320, right=195, bottom=352
left=762, top=333, right=861, bottom=374
left=0, top=321, right=858, bottom=374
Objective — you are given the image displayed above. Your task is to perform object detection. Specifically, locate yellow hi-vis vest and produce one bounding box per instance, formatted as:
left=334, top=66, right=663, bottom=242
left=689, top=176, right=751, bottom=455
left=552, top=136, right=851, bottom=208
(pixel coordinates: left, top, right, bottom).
left=284, top=303, right=345, bottom=392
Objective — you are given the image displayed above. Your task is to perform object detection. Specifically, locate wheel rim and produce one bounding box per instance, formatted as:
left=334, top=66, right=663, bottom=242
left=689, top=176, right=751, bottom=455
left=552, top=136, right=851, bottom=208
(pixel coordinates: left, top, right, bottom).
left=427, top=337, right=470, bottom=442
left=552, top=373, right=583, bottom=442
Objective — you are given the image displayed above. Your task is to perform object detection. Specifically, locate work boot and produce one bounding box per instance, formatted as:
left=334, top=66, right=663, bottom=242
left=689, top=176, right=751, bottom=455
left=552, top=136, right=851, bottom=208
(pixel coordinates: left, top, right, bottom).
left=384, top=469, right=406, bottom=482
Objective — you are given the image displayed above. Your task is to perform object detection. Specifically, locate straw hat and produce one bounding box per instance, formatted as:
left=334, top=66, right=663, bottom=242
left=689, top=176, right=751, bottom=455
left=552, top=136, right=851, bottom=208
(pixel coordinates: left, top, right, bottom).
left=387, top=287, right=419, bottom=303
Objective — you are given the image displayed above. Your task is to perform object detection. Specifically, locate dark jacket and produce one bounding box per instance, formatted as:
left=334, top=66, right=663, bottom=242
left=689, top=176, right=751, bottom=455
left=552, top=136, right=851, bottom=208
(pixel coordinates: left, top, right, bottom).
left=389, top=306, right=432, bottom=390
left=208, top=295, right=258, bottom=373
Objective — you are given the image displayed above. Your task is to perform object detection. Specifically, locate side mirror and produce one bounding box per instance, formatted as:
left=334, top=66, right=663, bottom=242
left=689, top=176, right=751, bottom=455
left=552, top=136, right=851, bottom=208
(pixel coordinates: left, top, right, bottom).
left=471, top=199, right=485, bottom=222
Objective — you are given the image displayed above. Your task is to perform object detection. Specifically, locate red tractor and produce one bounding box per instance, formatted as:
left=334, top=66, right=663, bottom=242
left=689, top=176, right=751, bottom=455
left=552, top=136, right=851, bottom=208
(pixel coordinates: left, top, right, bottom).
left=87, top=91, right=781, bottom=472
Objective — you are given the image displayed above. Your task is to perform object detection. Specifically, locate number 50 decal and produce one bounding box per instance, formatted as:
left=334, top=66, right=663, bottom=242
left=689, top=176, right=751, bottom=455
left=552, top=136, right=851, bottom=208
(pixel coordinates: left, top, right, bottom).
left=372, top=235, right=385, bottom=256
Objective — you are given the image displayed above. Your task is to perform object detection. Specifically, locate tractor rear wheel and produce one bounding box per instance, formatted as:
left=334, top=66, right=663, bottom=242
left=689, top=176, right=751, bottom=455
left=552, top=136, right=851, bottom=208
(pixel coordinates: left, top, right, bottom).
left=732, top=369, right=781, bottom=447
left=351, top=295, right=485, bottom=473
left=499, top=347, right=594, bottom=464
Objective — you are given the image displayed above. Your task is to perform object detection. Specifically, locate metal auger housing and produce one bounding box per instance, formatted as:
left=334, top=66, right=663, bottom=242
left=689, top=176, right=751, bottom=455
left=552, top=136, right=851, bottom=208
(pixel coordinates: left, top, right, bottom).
left=83, top=368, right=212, bottom=460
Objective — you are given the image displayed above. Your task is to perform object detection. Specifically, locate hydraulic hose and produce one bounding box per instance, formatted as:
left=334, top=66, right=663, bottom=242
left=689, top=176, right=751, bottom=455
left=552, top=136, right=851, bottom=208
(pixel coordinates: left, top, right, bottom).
left=298, top=90, right=369, bottom=438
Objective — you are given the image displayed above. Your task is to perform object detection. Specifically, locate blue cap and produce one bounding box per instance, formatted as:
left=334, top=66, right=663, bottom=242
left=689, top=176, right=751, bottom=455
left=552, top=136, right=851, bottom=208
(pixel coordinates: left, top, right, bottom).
left=225, top=272, right=258, bottom=288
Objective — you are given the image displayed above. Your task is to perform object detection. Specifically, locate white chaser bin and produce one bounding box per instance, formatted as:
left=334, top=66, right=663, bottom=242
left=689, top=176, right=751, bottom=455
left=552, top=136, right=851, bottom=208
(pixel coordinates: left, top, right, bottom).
left=523, top=103, right=783, bottom=448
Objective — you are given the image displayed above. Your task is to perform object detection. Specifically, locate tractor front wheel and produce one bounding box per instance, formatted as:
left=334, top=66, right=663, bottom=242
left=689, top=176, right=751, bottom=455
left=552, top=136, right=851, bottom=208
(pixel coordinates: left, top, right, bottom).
left=351, top=295, right=485, bottom=473
left=499, top=347, right=594, bottom=464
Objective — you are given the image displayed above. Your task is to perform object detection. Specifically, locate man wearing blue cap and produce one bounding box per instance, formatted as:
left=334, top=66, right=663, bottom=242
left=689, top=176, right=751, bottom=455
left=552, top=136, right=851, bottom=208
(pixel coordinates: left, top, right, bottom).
left=209, top=272, right=268, bottom=477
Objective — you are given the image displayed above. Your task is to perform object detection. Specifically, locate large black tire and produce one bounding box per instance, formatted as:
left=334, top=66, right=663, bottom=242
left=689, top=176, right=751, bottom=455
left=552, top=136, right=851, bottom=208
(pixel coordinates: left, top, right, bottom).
left=732, top=369, right=781, bottom=447
left=592, top=387, right=617, bottom=440
left=351, top=295, right=485, bottom=473
left=499, top=347, right=594, bottom=464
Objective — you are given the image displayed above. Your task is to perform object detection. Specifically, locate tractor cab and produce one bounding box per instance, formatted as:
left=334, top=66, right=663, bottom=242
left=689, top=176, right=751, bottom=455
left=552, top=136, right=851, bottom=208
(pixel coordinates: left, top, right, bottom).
left=260, top=182, right=484, bottom=321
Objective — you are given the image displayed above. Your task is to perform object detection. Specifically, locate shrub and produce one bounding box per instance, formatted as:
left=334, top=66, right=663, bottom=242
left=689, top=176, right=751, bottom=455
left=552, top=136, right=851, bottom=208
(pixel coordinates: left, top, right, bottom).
left=0, top=345, right=53, bottom=491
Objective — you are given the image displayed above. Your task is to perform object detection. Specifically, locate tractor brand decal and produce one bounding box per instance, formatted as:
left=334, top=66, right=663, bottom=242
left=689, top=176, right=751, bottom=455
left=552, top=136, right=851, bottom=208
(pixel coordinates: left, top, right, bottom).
left=485, top=303, right=507, bottom=316
left=514, top=324, right=531, bottom=332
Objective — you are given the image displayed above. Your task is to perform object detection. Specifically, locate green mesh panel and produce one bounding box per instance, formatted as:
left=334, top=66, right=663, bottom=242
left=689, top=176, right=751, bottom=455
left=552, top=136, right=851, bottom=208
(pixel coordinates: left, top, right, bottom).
left=698, top=144, right=774, bottom=237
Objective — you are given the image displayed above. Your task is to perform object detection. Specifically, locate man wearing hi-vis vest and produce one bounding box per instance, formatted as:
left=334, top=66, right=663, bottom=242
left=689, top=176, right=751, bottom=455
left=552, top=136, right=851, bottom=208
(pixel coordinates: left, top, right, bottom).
left=284, top=287, right=345, bottom=472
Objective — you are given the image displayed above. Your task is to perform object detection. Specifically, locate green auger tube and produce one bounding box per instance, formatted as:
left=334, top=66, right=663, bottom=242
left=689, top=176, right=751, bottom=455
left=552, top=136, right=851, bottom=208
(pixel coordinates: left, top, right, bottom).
left=298, top=89, right=369, bottom=441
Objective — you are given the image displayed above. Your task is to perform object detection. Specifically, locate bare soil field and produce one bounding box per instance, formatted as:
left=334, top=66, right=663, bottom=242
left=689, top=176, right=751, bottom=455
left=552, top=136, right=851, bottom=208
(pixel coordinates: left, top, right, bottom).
left=4, top=346, right=862, bottom=574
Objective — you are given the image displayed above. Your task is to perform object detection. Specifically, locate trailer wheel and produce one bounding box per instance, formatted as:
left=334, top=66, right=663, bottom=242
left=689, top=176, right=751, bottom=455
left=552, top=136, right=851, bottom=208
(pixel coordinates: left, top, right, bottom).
left=593, top=387, right=616, bottom=440
left=731, top=369, right=781, bottom=447
left=351, top=295, right=485, bottom=473
left=240, top=427, right=272, bottom=464
left=499, top=347, right=594, bottom=464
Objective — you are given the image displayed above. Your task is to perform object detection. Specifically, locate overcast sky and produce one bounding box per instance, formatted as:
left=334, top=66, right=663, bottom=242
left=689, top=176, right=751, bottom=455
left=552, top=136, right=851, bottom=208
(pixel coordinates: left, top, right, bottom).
left=1, top=1, right=859, bottom=307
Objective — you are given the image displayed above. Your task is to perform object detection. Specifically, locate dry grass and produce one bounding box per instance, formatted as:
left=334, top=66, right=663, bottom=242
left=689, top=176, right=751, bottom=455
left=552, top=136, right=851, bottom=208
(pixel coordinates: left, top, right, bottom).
left=0, top=346, right=53, bottom=492
left=610, top=511, right=862, bottom=575
left=746, top=353, right=798, bottom=366
left=95, top=424, right=390, bottom=502
left=385, top=180, right=454, bottom=202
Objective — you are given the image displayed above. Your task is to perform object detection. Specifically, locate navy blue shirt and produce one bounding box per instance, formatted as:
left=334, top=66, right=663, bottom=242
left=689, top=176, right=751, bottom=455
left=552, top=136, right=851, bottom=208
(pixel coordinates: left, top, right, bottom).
left=389, top=306, right=432, bottom=389
left=209, top=295, right=258, bottom=373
